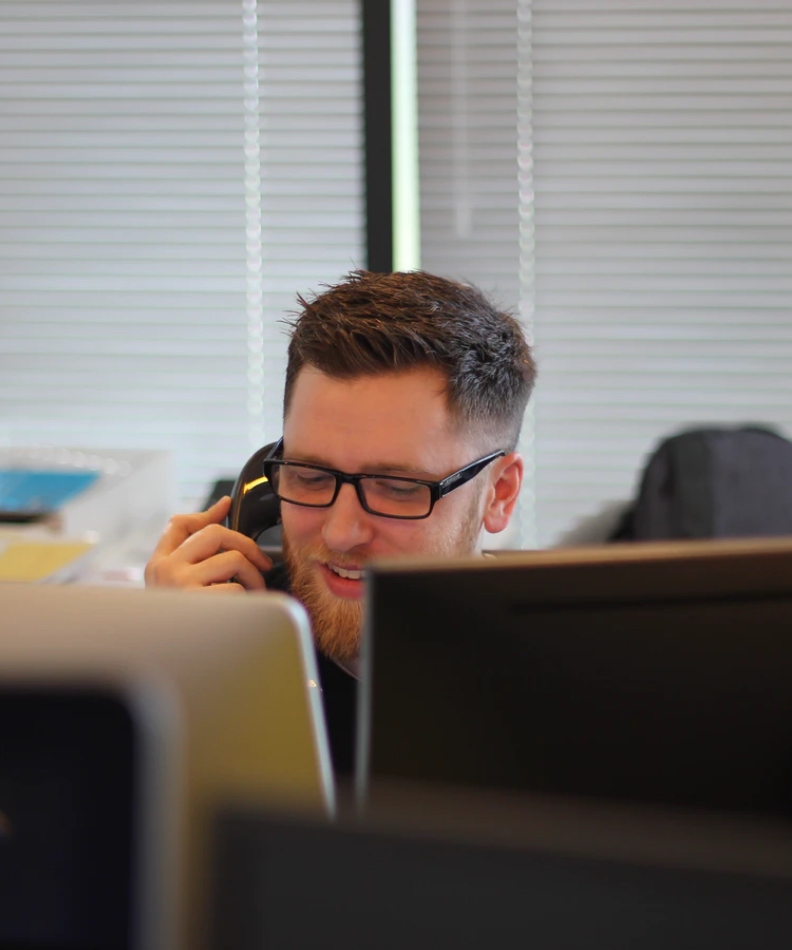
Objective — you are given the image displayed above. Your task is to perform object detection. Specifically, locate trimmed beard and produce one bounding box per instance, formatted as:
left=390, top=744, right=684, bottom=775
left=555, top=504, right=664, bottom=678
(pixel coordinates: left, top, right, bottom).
left=282, top=492, right=484, bottom=664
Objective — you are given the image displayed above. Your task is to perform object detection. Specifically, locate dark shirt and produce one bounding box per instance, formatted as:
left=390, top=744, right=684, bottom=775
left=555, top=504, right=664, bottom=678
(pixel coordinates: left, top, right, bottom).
left=265, top=561, right=357, bottom=776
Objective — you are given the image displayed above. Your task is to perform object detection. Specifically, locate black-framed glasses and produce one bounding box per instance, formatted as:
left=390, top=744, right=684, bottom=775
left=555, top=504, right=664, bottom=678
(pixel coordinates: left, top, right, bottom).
left=262, top=438, right=504, bottom=520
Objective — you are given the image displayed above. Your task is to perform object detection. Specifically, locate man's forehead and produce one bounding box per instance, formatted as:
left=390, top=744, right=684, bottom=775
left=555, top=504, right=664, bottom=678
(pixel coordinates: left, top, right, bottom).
left=282, top=366, right=478, bottom=472
left=284, top=365, right=451, bottom=421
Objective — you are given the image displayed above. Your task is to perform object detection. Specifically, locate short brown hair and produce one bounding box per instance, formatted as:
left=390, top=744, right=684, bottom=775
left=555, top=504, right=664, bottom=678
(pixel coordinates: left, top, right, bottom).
left=283, top=270, right=536, bottom=450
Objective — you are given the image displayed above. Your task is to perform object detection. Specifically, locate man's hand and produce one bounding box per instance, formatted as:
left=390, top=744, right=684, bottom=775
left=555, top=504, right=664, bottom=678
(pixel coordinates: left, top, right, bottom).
left=144, top=496, right=272, bottom=593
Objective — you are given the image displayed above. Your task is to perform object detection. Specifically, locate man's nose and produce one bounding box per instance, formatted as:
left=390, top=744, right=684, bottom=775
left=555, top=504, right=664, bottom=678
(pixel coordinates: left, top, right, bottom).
left=321, top=483, right=376, bottom=552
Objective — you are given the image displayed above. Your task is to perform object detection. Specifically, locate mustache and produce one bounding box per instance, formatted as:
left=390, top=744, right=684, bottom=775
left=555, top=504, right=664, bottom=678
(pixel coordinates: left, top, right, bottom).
left=284, top=538, right=371, bottom=572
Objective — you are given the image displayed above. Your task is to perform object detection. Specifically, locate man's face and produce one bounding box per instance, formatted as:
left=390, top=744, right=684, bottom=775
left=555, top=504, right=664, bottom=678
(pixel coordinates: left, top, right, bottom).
left=281, top=366, right=494, bottom=663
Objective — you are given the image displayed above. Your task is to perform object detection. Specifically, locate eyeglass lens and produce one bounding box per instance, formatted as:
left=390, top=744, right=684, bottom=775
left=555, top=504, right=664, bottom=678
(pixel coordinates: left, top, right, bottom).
left=271, top=463, right=433, bottom=517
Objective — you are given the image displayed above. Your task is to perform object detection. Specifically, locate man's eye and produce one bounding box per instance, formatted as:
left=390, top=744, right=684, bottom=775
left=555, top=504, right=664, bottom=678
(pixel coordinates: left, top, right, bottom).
left=289, top=469, right=334, bottom=490
left=372, top=479, right=423, bottom=498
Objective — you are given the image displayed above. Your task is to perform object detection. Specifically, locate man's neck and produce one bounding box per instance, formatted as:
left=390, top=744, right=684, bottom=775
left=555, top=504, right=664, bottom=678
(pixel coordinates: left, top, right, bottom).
left=332, top=654, right=360, bottom=679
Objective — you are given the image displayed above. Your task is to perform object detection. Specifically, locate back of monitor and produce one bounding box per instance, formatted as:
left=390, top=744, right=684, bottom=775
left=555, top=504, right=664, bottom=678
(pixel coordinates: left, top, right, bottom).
left=0, top=583, right=333, bottom=950
left=359, top=537, right=792, bottom=817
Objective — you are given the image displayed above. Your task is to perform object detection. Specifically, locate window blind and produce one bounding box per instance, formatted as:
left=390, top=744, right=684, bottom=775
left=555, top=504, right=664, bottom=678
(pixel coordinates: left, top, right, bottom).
left=0, top=0, right=363, bottom=510
left=530, top=0, right=792, bottom=545
left=255, top=0, right=365, bottom=455
left=416, top=0, right=520, bottom=308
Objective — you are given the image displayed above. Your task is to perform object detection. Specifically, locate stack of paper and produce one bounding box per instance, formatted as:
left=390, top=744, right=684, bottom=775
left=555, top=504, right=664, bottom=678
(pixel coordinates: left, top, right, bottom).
left=0, top=530, right=96, bottom=584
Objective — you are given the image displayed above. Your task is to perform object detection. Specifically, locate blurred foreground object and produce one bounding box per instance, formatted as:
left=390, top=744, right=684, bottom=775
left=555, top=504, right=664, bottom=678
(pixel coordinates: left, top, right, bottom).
left=0, top=584, right=333, bottom=950
left=212, top=782, right=792, bottom=950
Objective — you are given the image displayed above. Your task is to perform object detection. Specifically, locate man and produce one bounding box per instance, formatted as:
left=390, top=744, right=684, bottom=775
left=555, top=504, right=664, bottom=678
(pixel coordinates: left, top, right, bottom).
left=145, top=269, right=536, bottom=773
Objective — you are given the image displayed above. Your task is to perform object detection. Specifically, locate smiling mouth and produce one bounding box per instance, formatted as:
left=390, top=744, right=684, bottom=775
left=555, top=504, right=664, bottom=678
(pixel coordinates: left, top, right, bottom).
left=326, top=563, right=364, bottom=581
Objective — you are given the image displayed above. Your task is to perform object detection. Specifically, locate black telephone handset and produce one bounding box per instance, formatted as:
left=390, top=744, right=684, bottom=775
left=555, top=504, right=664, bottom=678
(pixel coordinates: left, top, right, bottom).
left=225, top=441, right=283, bottom=558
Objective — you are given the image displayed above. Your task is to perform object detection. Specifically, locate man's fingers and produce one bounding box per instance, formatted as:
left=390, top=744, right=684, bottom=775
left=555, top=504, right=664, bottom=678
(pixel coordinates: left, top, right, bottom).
left=204, top=582, right=248, bottom=594
left=144, top=496, right=277, bottom=592
left=187, top=550, right=268, bottom=590
left=178, top=522, right=272, bottom=573
left=145, top=547, right=269, bottom=591
left=150, top=495, right=233, bottom=559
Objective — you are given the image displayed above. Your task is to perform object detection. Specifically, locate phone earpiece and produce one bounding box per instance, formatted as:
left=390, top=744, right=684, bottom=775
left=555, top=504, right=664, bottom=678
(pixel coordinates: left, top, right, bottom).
left=226, top=441, right=282, bottom=541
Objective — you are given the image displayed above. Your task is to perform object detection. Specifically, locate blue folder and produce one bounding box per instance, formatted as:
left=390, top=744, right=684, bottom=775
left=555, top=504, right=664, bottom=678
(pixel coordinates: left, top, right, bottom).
left=0, top=469, right=100, bottom=518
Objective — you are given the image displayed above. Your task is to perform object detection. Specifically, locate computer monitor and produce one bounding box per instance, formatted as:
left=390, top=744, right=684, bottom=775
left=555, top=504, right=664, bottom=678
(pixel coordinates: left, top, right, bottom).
left=357, top=536, right=792, bottom=819
left=0, top=583, right=333, bottom=950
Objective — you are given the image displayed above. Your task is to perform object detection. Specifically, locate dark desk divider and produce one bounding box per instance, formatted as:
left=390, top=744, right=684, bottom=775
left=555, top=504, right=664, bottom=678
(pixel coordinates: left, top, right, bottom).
left=211, top=783, right=792, bottom=950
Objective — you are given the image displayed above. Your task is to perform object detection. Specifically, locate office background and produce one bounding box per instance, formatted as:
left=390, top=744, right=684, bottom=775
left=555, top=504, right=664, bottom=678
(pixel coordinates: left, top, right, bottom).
left=1, top=0, right=790, bottom=548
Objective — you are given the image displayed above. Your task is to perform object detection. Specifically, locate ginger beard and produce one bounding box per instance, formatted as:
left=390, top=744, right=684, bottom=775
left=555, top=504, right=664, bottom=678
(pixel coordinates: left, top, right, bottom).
left=283, top=535, right=364, bottom=663
left=282, top=490, right=486, bottom=664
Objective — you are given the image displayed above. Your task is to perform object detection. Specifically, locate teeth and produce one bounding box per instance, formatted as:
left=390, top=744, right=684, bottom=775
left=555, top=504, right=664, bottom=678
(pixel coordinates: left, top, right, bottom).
left=330, top=564, right=363, bottom=580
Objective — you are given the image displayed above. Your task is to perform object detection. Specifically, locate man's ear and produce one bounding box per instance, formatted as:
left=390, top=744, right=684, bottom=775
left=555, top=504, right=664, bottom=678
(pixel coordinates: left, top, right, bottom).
left=483, top=452, right=524, bottom=534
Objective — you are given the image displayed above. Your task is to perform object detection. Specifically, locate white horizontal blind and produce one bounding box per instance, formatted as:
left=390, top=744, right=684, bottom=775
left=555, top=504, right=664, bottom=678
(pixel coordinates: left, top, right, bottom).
left=530, top=0, right=792, bottom=546
left=0, top=0, right=363, bottom=510
left=416, top=0, right=531, bottom=546
left=417, top=0, right=519, bottom=307
left=255, top=0, right=365, bottom=453
left=0, top=1, right=250, bottom=508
